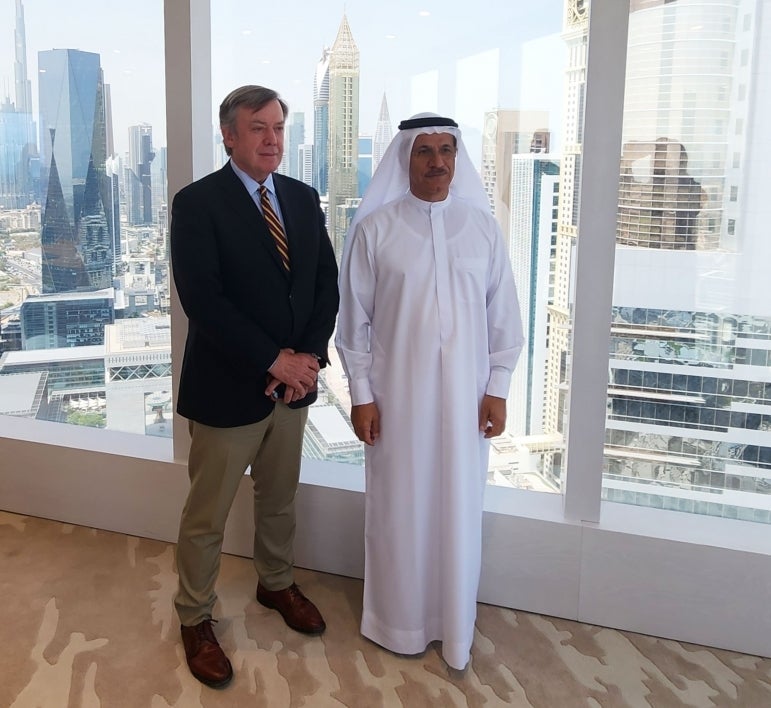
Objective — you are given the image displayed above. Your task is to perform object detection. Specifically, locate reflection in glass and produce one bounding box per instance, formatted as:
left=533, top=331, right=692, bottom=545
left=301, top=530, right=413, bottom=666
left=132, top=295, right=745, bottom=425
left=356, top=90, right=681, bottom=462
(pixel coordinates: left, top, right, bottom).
left=604, top=0, right=770, bottom=523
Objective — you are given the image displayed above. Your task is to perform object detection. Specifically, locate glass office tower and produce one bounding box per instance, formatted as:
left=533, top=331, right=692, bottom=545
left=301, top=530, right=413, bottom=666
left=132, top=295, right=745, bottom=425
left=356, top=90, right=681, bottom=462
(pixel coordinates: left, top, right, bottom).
left=127, top=123, right=154, bottom=226
left=312, top=47, right=330, bottom=197
left=38, top=48, right=114, bottom=294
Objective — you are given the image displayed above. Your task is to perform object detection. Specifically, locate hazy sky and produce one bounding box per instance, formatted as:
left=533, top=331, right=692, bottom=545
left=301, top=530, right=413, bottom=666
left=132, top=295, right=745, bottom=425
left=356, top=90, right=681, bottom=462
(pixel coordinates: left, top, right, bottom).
left=0, top=0, right=564, bottom=156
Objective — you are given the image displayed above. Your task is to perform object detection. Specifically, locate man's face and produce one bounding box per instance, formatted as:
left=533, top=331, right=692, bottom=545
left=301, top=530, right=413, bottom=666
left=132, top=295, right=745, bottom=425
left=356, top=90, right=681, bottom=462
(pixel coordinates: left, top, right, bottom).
left=408, top=132, right=457, bottom=202
left=222, top=99, right=284, bottom=183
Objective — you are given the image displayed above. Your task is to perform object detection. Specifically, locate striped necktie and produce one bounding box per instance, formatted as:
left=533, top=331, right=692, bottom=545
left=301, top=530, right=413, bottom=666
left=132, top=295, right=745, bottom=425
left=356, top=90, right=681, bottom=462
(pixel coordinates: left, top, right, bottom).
left=259, top=185, right=290, bottom=271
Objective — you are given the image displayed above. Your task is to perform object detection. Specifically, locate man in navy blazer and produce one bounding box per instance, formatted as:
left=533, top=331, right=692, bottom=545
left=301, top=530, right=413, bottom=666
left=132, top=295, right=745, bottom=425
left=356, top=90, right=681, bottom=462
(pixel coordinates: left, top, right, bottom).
left=170, top=85, right=339, bottom=689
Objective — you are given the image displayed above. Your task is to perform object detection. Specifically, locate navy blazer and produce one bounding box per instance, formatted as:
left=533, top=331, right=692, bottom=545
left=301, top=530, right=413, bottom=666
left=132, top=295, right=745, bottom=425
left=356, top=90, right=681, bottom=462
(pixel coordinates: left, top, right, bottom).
left=170, top=162, right=339, bottom=427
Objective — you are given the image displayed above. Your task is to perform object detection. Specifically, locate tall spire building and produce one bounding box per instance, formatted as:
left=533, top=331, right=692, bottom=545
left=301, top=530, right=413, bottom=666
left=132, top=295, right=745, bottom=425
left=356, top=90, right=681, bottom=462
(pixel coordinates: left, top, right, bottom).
left=373, top=93, right=393, bottom=173
left=327, top=14, right=360, bottom=257
left=14, top=0, right=33, bottom=119
left=38, top=49, right=114, bottom=293
left=0, top=0, right=36, bottom=207
left=312, top=47, right=331, bottom=197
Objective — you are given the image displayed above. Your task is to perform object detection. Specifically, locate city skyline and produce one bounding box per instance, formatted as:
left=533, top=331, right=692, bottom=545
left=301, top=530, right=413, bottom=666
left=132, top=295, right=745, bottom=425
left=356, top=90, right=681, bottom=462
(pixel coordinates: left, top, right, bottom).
left=1, top=0, right=770, bottom=521
left=0, top=1, right=563, bottom=156
left=0, top=0, right=567, bottom=470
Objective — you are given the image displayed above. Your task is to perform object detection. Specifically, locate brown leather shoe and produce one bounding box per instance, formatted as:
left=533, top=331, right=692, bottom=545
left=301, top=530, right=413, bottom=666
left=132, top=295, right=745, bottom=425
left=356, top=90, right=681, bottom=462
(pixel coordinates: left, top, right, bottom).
left=256, top=583, right=326, bottom=635
left=180, top=620, right=233, bottom=688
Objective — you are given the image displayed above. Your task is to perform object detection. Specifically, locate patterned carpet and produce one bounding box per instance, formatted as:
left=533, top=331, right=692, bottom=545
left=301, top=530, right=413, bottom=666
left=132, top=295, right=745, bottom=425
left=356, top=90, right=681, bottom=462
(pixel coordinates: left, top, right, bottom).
left=1, top=511, right=769, bottom=707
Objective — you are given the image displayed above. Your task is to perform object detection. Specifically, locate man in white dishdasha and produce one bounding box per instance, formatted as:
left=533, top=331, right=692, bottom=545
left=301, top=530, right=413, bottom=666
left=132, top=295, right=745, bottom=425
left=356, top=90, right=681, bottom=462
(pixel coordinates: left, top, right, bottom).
left=335, top=113, right=524, bottom=670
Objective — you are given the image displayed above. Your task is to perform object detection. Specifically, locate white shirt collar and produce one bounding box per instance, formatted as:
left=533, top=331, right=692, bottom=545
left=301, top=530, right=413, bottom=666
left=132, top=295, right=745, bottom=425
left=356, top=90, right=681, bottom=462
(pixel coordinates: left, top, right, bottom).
left=229, top=159, right=277, bottom=197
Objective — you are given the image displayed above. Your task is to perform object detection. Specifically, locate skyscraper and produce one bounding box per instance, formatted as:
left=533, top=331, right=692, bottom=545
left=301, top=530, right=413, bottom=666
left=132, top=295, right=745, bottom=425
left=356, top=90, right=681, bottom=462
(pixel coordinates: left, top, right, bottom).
left=542, top=0, right=589, bottom=484
left=127, top=123, right=154, bottom=225
left=357, top=135, right=372, bottom=196
left=152, top=145, right=168, bottom=217
left=105, top=155, right=122, bottom=268
left=508, top=156, right=560, bottom=440
left=38, top=49, right=115, bottom=294
left=13, top=0, right=33, bottom=119
left=327, top=14, right=360, bottom=257
left=312, top=47, right=331, bottom=196
left=0, top=99, right=32, bottom=208
left=0, top=0, right=36, bottom=207
left=287, top=112, right=305, bottom=181
left=103, top=84, right=120, bottom=267
left=373, top=93, right=393, bottom=173
left=481, top=109, right=550, bottom=247
left=299, top=143, right=313, bottom=186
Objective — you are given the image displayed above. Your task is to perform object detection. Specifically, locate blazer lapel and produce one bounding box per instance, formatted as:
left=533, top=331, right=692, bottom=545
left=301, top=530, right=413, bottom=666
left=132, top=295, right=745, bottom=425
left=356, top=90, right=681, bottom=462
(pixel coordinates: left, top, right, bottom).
left=218, top=165, right=290, bottom=278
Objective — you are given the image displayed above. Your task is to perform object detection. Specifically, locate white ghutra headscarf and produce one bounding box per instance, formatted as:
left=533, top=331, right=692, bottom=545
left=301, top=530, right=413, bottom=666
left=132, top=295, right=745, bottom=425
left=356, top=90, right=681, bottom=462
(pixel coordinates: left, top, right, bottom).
left=348, top=112, right=491, bottom=234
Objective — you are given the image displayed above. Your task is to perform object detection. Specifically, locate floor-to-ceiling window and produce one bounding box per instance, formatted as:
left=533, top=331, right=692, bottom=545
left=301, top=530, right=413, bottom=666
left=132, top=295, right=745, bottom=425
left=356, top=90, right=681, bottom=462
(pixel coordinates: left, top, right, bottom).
left=0, top=0, right=170, bottom=441
left=211, top=0, right=570, bottom=494
left=602, top=0, right=771, bottom=524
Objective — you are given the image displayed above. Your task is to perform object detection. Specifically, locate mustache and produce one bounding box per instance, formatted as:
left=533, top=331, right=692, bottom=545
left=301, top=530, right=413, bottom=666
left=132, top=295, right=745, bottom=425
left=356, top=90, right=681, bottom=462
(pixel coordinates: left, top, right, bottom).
left=426, top=168, right=448, bottom=176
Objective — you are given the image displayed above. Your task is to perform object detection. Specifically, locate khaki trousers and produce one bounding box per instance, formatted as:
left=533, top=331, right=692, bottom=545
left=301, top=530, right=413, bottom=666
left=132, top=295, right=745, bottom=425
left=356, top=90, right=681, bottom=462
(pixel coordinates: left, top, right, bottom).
left=174, top=404, right=308, bottom=626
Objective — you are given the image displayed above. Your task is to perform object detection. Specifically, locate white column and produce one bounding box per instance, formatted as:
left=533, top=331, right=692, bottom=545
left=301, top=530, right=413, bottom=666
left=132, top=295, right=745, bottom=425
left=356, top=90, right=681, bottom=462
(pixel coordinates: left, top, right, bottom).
left=164, top=0, right=212, bottom=461
left=562, top=0, right=629, bottom=522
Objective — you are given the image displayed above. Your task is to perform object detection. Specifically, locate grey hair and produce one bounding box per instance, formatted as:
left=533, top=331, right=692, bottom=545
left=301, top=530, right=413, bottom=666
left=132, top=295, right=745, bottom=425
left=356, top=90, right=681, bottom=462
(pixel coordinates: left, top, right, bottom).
left=219, top=85, right=289, bottom=156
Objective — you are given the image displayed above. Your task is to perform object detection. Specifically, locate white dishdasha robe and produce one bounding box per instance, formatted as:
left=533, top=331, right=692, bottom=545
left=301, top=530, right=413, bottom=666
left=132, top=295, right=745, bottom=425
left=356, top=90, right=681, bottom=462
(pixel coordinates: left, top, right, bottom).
left=335, top=191, right=524, bottom=669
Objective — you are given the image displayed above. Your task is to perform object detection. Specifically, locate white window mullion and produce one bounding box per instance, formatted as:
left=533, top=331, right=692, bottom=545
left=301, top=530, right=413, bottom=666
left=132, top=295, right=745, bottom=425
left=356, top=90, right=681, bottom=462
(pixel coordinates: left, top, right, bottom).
left=164, top=0, right=212, bottom=461
left=562, top=0, right=630, bottom=523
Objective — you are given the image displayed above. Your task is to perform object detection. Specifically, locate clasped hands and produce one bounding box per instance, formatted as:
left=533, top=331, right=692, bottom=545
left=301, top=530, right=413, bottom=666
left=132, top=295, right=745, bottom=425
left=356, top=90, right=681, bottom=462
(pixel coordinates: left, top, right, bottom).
left=265, top=348, right=320, bottom=404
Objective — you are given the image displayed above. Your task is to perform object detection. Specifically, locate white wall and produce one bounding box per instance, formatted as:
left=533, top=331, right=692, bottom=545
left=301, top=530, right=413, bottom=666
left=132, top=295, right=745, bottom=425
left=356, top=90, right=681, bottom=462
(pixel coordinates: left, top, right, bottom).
left=2, top=422, right=769, bottom=659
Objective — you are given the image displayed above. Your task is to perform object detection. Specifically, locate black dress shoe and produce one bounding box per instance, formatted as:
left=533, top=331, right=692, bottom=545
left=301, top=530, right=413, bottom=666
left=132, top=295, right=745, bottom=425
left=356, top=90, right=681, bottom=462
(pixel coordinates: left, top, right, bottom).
left=180, top=620, right=233, bottom=688
left=256, top=583, right=326, bottom=634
